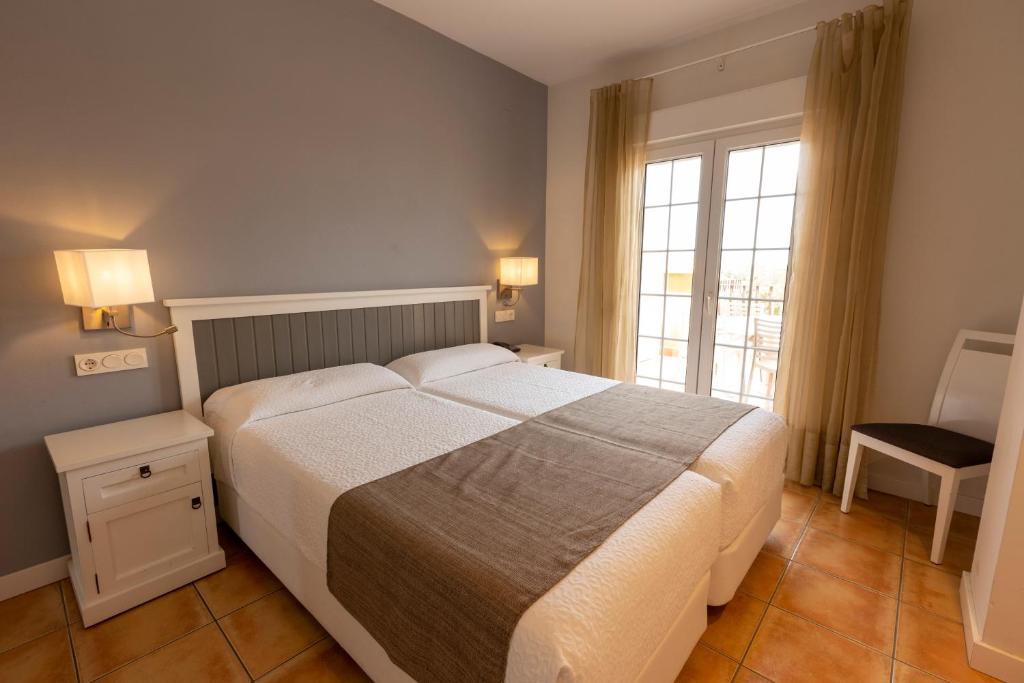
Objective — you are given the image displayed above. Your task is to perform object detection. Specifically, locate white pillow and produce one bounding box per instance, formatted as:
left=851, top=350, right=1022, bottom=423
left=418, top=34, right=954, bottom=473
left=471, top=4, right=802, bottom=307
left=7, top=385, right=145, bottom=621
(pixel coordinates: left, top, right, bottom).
left=387, top=343, right=519, bottom=385
left=203, top=364, right=411, bottom=483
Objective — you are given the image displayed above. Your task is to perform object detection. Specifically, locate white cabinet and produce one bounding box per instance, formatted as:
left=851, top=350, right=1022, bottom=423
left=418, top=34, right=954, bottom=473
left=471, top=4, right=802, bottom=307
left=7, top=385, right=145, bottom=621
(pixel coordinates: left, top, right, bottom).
left=46, top=411, right=225, bottom=626
left=514, top=344, right=565, bottom=369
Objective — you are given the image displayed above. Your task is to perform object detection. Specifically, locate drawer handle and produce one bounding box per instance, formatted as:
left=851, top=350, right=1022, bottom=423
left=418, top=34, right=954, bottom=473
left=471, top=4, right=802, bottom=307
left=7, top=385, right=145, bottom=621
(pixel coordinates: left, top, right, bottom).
left=139, top=465, right=152, bottom=479
left=192, top=497, right=202, bottom=510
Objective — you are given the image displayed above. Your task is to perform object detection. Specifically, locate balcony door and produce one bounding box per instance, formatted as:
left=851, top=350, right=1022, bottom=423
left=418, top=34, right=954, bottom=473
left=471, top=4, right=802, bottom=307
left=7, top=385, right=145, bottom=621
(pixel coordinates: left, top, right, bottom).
left=635, top=126, right=800, bottom=411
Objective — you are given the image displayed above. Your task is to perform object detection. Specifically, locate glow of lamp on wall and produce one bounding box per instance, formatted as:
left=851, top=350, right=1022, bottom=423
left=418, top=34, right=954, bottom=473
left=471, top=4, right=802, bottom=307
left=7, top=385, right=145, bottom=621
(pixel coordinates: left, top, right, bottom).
left=497, top=257, right=538, bottom=306
left=53, top=249, right=178, bottom=338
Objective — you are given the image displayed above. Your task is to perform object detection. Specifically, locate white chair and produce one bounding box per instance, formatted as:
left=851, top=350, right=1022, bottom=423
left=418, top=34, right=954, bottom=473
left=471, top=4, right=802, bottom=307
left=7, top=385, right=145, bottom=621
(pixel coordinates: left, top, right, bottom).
left=840, top=329, right=1014, bottom=564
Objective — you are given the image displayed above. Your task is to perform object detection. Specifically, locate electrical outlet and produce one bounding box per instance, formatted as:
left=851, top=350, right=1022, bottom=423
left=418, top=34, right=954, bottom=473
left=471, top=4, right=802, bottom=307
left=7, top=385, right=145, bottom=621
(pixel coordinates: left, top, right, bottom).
left=495, top=309, right=516, bottom=323
left=74, top=348, right=149, bottom=376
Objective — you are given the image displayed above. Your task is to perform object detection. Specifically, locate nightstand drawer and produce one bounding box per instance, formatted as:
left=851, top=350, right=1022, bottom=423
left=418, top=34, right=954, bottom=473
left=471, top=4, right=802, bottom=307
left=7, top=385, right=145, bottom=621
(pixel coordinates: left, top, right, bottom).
left=83, top=445, right=203, bottom=513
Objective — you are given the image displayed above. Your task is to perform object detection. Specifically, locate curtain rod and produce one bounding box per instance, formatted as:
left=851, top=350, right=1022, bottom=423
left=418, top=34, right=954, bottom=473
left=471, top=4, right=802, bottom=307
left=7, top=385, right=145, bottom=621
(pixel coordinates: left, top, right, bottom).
left=639, top=25, right=817, bottom=80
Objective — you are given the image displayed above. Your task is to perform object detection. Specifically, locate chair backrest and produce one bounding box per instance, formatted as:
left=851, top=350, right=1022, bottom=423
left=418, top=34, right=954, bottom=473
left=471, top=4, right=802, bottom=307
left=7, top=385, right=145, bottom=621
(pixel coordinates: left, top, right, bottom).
left=929, top=330, right=1015, bottom=442
left=753, top=317, right=783, bottom=350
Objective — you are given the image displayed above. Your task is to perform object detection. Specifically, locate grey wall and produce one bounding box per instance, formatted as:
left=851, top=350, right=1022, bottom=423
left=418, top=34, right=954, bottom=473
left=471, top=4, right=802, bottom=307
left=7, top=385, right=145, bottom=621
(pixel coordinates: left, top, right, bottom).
left=0, top=0, right=546, bottom=575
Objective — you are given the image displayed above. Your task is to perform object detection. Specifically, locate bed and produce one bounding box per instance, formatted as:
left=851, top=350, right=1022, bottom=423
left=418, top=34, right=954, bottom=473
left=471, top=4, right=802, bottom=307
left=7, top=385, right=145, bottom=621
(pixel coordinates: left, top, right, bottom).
left=165, top=287, right=727, bottom=682
left=387, top=343, right=787, bottom=605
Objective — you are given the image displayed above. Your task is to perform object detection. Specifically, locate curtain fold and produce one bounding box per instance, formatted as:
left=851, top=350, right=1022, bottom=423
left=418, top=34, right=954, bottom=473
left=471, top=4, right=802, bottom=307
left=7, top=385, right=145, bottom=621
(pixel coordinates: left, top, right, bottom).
left=574, top=78, right=653, bottom=381
left=776, top=0, right=912, bottom=496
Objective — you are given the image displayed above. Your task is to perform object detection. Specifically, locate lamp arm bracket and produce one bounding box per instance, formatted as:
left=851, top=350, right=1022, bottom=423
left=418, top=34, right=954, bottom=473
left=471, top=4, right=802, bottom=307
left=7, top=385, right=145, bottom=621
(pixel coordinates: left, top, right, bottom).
left=108, top=310, right=178, bottom=338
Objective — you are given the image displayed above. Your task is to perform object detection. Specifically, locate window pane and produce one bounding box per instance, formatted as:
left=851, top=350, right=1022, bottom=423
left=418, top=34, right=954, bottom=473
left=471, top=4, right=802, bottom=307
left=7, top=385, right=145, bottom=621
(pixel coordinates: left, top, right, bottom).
left=712, top=345, right=744, bottom=393
left=666, top=251, right=694, bottom=294
left=638, top=295, right=664, bottom=337
left=635, top=376, right=660, bottom=388
left=718, top=250, right=752, bottom=298
left=671, top=156, right=701, bottom=204
left=640, top=252, right=666, bottom=294
left=713, top=389, right=739, bottom=401
left=756, top=196, right=795, bottom=249
left=725, top=147, right=763, bottom=199
left=642, top=207, right=669, bottom=251
left=645, top=161, right=671, bottom=206
left=662, top=381, right=685, bottom=393
left=722, top=199, right=757, bottom=249
left=746, top=349, right=779, bottom=398
left=752, top=250, right=789, bottom=299
left=748, top=303, right=783, bottom=350
left=661, top=340, right=687, bottom=384
left=761, top=141, right=800, bottom=196
left=663, top=296, right=690, bottom=339
left=636, top=337, right=662, bottom=378
left=669, top=204, right=698, bottom=250
left=715, top=299, right=748, bottom=347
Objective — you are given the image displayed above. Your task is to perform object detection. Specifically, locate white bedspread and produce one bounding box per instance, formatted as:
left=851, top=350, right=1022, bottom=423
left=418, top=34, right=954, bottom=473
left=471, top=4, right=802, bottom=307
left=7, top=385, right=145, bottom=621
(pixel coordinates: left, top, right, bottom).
left=411, top=362, right=786, bottom=549
left=209, top=370, right=721, bottom=683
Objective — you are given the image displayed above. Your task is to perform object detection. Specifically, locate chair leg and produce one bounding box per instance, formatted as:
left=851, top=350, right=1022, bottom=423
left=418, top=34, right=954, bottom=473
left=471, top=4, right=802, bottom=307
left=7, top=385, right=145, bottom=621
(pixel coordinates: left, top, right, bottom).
left=931, top=470, right=961, bottom=565
left=840, top=436, right=864, bottom=514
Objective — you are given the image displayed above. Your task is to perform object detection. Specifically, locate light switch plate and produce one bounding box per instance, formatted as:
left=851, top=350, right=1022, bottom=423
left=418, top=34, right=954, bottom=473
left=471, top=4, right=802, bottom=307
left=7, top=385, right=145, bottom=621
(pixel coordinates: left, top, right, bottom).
left=74, top=348, right=149, bottom=376
left=495, top=309, right=516, bottom=323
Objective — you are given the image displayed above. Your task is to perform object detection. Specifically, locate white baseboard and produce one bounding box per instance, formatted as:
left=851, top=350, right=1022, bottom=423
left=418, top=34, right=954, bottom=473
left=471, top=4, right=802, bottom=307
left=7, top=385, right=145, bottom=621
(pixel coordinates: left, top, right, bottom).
left=961, top=571, right=1024, bottom=681
left=0, top=555, right=71, bottom=602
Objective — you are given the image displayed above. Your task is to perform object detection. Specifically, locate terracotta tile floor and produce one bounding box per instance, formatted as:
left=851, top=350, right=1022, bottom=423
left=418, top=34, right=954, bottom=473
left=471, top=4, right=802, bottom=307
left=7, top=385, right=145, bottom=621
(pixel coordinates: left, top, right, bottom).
left=0, top=489, right=994, bottom=682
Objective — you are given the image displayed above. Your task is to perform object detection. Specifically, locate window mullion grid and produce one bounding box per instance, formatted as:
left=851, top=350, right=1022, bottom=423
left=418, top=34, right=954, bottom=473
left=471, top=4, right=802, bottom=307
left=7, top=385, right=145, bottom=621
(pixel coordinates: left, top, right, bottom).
left=656, top=160, right=678, bottom=387
left=739, top=147, right=767, bottom=403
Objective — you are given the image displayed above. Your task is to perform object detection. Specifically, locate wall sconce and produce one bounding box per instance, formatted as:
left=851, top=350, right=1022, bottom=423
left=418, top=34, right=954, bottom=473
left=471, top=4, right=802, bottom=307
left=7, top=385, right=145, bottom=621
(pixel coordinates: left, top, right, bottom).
left=497, top=256, right=538, bottom=306
left=54, top=249, right=178, bottom=338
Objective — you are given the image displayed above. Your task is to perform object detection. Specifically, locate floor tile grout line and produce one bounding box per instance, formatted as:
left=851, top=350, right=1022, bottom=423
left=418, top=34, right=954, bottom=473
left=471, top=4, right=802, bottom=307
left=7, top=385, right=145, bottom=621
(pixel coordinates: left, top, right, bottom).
left=58, top=580, right=83, bottom=683
left=85, top=621, right=212, bottom=682
left=785, top=556, right=900, bottom=598
left=731, top=488, right=819, bottom=681
left=83, top=585, right=214, bottom=682
left=253, top=634, right=330, bottom=681
left=0, top=623, right=68, bottom=657
left=197, top=576, right=283, bottom=621
left=194, top=579, right=255, bottom=682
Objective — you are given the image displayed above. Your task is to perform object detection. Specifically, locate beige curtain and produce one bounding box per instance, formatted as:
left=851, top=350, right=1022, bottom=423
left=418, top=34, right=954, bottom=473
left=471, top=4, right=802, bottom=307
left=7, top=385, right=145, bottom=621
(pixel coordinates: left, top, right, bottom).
left=776, top=0, right=912, bottom=496
left=574, top=78, right=653, bottom=381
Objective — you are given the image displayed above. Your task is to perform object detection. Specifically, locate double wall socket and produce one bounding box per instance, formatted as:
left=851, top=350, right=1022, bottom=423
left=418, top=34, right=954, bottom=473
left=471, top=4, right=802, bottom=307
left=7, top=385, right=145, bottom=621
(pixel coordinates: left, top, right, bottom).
left=74, top=348, right=149, bottom=376
left=495, top=309, right=516, bottom=323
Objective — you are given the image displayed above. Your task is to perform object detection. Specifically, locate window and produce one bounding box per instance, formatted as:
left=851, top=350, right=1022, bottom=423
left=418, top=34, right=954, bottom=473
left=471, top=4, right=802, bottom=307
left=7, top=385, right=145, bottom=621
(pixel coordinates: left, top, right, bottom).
left=636, top=127, right=800, bottom=411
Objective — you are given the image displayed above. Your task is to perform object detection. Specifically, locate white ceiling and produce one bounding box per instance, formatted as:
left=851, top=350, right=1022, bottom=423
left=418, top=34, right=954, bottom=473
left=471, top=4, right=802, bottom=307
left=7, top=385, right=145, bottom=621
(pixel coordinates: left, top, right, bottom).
left=374, top=0, right=809, bottom=84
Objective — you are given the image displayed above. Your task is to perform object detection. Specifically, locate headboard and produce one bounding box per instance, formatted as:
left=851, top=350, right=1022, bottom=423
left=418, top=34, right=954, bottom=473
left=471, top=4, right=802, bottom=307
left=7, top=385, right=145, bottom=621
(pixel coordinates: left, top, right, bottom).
left=164, top=286, right=490, bottom=417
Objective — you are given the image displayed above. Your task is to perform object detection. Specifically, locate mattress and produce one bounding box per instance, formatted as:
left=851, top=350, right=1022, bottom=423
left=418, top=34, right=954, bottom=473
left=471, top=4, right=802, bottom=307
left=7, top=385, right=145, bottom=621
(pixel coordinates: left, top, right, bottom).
left=205, top=364, right=722, bottom=683
left=400, top=359, right=786, bottom=549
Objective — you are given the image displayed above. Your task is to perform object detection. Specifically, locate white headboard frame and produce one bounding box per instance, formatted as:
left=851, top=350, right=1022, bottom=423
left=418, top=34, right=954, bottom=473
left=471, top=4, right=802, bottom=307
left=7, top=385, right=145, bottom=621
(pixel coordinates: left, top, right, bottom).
left=164, top=286, right=491, bottom=417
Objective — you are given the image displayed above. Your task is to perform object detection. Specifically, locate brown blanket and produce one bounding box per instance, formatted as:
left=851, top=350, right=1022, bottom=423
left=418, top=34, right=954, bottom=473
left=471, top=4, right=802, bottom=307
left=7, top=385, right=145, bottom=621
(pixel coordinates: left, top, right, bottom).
left=326, top=383, right=753, bottom=683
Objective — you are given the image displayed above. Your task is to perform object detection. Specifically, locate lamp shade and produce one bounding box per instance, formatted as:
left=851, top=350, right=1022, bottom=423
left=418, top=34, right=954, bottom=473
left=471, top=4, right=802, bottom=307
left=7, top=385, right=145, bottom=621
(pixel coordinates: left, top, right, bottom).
left=54, top=249, right=156, bottom=308
left=500, top=257, right=539, bottom=287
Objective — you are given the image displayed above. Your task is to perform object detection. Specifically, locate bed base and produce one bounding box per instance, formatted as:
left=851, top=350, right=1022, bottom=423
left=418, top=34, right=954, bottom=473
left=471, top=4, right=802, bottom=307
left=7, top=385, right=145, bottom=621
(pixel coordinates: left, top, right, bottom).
left=216, top=482, right=710, bottom=683
left=707, top=478, right=783, bottom=605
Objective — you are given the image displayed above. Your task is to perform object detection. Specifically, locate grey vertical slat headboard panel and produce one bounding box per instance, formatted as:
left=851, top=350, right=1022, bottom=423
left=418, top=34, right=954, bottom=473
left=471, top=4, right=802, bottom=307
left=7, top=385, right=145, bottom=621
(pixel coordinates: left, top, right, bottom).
left=193, top=298, right=482, bottom=403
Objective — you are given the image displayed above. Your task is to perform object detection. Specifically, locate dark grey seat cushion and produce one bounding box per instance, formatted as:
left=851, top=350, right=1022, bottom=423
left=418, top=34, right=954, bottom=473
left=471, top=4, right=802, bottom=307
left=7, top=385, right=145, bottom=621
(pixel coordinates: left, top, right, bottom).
left=852, top=423, right=994, bottom=469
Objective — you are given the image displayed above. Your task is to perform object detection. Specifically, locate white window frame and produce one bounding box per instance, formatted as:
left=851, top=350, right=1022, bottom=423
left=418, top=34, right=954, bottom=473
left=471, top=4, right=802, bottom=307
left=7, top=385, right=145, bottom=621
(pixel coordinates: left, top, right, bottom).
left=695, top=125, right=801, bottom=398
left=638, top=139, right=714, bottom=392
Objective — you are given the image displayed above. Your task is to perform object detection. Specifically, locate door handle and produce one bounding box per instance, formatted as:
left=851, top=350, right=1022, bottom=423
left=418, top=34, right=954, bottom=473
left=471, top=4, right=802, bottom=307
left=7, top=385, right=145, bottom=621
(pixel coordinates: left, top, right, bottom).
left=705, top=294, right=715, bottom=315
left=139, top=465, right=151, bottom=479
left=191, top=497, right=202, bottom=510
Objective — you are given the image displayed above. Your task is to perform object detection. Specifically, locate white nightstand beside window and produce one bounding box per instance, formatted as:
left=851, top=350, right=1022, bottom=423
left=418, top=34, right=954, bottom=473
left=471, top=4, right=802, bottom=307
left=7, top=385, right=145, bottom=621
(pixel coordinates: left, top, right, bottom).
left=45, top=410, right=225, bottom=626
left=514, top=344, right=564, bottom=369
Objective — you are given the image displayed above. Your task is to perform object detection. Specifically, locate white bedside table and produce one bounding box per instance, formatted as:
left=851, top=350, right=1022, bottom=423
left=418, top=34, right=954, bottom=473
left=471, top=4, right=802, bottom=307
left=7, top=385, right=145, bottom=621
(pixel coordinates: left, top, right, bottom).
left=514, top=344, right=564, bottom=369
left=45, top=410, right=225, bottom=626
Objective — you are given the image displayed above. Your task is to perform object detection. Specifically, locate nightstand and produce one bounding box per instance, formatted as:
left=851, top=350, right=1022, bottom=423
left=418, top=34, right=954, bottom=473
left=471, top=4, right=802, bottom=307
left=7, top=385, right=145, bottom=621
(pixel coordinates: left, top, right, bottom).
left=514, top=344, right=564, bottom=369
left=45, top=410, right=225, bottom=626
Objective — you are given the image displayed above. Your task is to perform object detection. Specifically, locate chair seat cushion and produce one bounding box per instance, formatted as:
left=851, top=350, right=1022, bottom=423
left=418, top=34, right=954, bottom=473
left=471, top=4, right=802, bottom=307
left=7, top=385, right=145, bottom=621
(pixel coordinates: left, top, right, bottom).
left=852, top=423, right=994, bottom=469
